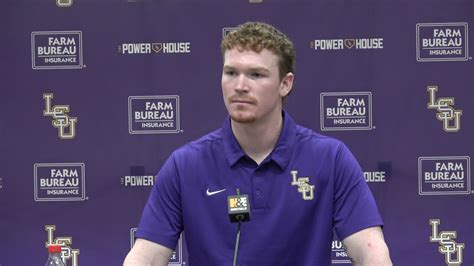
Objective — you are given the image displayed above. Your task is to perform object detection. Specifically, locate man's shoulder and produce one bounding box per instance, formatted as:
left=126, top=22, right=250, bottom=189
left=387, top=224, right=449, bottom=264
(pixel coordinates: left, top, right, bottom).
left=294, top=124, right=343, bottom=148
left=173, top=128, right=224, bottom=157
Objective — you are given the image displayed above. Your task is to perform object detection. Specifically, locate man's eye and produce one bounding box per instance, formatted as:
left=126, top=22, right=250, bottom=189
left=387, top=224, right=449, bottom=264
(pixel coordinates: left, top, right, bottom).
left=251, top=73, right=263, bottom=78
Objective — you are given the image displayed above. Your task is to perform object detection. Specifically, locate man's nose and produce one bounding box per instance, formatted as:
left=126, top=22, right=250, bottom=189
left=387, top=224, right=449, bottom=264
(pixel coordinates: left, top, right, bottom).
left=235, top=74, right=249, bottom=92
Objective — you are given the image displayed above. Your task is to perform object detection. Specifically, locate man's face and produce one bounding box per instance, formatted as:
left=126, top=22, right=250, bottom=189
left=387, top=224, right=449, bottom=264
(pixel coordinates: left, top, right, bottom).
left=221, top=47, right=293, bottom=124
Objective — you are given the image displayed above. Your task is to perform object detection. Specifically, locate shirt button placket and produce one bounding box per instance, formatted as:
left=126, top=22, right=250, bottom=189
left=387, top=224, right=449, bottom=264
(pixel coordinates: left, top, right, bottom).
left=253, top=169, right=265, bottom=209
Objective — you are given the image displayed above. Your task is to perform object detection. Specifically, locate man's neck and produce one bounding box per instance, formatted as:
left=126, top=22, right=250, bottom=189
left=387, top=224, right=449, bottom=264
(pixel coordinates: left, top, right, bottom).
left=230, top=112, right=283, bottom=165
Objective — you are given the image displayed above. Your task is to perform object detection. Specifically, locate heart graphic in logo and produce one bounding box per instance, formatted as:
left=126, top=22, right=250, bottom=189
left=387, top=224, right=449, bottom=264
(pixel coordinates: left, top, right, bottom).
left=344, top=39, right=356, bottom=49
left=152, top=43, right=163, bottom=53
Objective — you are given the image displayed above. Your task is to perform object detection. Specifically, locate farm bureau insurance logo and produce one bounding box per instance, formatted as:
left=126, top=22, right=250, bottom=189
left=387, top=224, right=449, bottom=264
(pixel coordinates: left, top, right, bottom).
left=416, top=22, right=469, bottom=62
left=427, top=86, right=462, bottom=132
left=311, top=37, right=383, bottom=51
left=118, top=42, right=190, bottom=54
left=45, top=225, right=80, bottom=266
left=130, top=228, right=183, bottom=264
left=34, top=163, right=86, bottom=201
left=128, top=95, right=180, bottom=134
left=429, top=219, right=464, bottom=265
left=331, top=233, right=350, bottom=264
left=320, top=92, right=372, bottom=131
left=31, top=31, right=83, bottom=69
left=418, top=156, right=471, bottom=195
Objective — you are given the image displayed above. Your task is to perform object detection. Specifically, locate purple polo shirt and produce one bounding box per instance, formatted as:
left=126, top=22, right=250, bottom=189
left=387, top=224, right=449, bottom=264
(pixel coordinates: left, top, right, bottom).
left=136, top=111, right=383, bottom=265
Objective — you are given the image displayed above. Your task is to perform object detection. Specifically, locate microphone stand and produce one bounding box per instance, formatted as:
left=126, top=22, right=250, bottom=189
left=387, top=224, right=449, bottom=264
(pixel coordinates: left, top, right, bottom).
left=232, top=188, right=244, bottom=266
left=233, top=220, right=242, bottom=266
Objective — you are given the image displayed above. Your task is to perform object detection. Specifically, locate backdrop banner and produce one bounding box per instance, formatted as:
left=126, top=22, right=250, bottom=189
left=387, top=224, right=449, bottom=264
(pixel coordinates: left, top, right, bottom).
left=1, top=1, right=472, bottom=265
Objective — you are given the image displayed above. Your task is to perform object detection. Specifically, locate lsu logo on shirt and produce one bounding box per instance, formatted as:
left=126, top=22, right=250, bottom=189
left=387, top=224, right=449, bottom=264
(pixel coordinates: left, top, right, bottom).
left=290, top=170, right=315, bottom=200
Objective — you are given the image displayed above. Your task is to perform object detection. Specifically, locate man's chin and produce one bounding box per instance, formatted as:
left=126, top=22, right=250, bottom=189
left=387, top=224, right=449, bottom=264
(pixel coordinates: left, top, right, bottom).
left=230, top=113, right=256, bottom=124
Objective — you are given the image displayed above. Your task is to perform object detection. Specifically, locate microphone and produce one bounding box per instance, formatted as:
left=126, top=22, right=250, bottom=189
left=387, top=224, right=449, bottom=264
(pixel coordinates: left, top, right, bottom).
left=227, top=189, right=250, bottom=223
left=228, top=189, right=250, bottom=266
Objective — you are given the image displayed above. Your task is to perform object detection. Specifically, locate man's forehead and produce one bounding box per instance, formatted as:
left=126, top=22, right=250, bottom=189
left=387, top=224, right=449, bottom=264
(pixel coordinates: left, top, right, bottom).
left=223, top=48, right=278, bottom=67
left=225, top=46, right=276, bottom=55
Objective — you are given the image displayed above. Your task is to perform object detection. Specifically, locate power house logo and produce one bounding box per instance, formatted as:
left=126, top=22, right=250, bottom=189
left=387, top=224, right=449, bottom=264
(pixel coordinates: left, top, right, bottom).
left=364, top=171, right=387, bottom=183
left=418, top=156, right=471, bottom=195
left=429, top=219, right=464, bottom=265
left=416, top=22, right=469, bottom=62
left=130, top=228, right=183, bottom=264
left=121, top=175, right=155, bottom=187
left=311, top=38, right=383, bottom=51
left=320, top=92, right=373, bottom=131
left=45, top=225, right=80, bottom=266
left=31, top=31, right=83, bottom=69
left=128, top=95, right=181, bottom=134
left=34, top=163, right=86, bottom=201
left=118, top=42, right=190, bottom=54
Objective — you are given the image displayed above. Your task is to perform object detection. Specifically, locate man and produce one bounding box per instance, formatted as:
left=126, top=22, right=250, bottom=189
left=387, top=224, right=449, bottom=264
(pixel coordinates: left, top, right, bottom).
left=124, top=22, right=392, bottom=265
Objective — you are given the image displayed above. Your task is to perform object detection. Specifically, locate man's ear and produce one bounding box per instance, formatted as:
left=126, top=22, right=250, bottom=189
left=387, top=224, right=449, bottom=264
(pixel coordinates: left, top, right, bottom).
left=279, top=72, right=294, bottom=98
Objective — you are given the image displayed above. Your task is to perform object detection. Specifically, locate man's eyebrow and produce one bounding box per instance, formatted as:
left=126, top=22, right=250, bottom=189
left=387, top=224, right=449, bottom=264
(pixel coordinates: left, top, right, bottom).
left=248, top=67, right=270, bottom=73
left=223, top=65, right=270, bottom=73
left=223, top=65, right=235, bottom=70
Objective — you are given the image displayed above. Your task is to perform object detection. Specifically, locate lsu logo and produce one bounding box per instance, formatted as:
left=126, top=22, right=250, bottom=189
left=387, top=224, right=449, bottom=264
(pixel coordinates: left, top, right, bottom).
left=45, top=225, right=80, bottom=266
left=427, top=86, right=462, bottom=132
left=43, top=93, right=78, bottom=139
left=290, top=170, right=315, bottom=200
left=429, top=219, right=464, bottom=265
left=56, top=0, right=73, bottom=7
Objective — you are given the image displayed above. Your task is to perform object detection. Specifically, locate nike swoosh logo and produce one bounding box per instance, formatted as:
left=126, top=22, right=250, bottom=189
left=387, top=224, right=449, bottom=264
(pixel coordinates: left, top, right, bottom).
left=206, top=188, right=226, bottom=196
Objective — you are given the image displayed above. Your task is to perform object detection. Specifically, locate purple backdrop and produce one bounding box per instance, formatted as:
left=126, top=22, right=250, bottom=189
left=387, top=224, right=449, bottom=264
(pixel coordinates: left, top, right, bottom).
left=1, top=0, right=472, bottom=265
